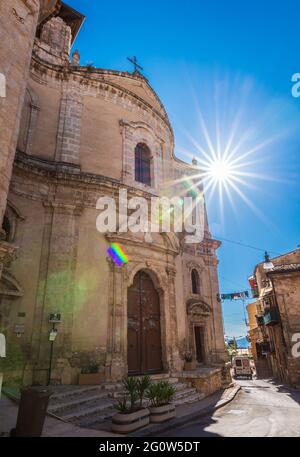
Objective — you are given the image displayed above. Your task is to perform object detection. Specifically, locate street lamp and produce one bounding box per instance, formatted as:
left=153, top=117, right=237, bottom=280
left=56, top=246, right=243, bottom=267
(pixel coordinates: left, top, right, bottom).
left=263, top=251, right=274, bottom=271
left=47, top=313, right=61, bottom=386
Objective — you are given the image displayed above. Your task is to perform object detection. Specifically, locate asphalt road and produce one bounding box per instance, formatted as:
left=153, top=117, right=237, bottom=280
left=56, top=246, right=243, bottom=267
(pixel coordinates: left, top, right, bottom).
left=166, top=378, right=300, bottom=437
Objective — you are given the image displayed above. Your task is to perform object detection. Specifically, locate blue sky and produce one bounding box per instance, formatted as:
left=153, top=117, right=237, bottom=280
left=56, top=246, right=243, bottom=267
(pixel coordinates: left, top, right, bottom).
left=67, top=0, right=300, bottom=337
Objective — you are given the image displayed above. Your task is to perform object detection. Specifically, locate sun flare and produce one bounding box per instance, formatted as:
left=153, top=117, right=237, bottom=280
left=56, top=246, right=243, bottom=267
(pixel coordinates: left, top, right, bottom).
left=207, top=159, right=234, bottom=183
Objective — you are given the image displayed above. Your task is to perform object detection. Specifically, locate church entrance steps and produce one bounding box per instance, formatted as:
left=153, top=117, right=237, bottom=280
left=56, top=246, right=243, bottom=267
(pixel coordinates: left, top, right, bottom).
left=147, top=373, right=173, bottom=380
left=174, top=391, right=205, bottom=405
left=50, top=385, right=107, bottom=403
left=47, top=374, right=207, bottom=430
left=59, top=399, right=116, bottom=423
left=173, top=386, right=201, bottom=402
left=48, top=391, right=113, bottom=416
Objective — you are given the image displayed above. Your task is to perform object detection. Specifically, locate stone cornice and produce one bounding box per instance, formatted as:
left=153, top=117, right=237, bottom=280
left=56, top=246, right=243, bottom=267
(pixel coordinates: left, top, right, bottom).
left=105, top=233, right=179, bottom=257
left=30, top=53, right=174, bottom=140
left=14, top=150, right=161, bottom=200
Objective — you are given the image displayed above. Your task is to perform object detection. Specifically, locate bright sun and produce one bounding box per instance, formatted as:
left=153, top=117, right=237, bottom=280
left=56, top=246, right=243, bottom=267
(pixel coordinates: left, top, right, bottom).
left=207, top=159, right=233, bottom=183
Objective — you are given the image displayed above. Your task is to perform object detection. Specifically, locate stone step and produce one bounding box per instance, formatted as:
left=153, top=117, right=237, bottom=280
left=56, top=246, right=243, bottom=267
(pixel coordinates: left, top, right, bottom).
left=167, top=377, right=180, bottom=385
left=59, top=398, right=115, bottom=422
left=173, top=392, right=205, bottom=406
left=75, top=389, right=205, bottom=429
left=102, top=383, right=123, bottom=391
left=111, top=378, right=183, bottom=399
left=47, top=376, right=204, bottom=428
left=147, top=373, right=172, bottom=381
left=49, top=391, right=111, bottom=415
left=173, top=381, right=192, bottom=391
left=50, top=385, right=105, bottom=402
left=72, top=406, right=116, bottom=428
left=174, top=387, right=198, bottom=400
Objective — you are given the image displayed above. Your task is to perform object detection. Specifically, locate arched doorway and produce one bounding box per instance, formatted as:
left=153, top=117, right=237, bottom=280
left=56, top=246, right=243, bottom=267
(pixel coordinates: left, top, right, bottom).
left=127, top=271, right=163, bottom=375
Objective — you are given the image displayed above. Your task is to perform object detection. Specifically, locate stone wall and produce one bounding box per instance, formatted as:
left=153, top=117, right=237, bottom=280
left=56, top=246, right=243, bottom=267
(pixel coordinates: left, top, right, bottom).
left=0, top=0, right=58, bottom=232
left=0, top=0, right=40, bottom=230
left=178, top=368, right=223, bottom=397
left=272, top=272, right=300, bottom=385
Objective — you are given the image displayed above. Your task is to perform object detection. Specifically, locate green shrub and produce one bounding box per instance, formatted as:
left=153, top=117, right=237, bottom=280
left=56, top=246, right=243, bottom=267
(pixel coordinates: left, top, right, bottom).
left=117, top=375, right=152, bottom=413
left=146, top=380, right=176, bottom=407
left=114, top=396, right=130, bottom=414
left=137, top=375, right=151, bottom=408
left=122, top=377, right=139, bottom=411
left=81, top=362, right=99, bottom=374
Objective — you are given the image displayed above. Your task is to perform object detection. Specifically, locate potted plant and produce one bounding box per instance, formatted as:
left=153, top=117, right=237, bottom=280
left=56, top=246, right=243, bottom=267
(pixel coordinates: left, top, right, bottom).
left=183, top=351, right=196, bottom=370
left=147, top=380, right=176, bottom=423
left=112, top=376, right=151, bottom=434
left=78, top=362, right=103, bottom=385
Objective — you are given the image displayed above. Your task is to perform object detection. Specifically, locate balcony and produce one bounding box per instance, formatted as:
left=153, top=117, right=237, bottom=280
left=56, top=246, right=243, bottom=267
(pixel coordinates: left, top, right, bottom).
left=256, top=315, right=265, bottom=326
left=263, top=308, right=279, bottom=326
left=257, top=341, right=271, bottom=355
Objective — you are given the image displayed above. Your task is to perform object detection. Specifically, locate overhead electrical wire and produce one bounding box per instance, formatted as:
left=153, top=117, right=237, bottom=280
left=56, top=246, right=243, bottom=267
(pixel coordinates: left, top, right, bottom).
left=217, top=236, right=281, bottom=255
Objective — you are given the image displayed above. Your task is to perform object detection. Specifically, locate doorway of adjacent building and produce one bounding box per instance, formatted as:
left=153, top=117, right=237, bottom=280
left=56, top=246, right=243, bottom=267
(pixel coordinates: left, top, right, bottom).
left=194, top=326, right=205, bottom=363
left=127, top=271, right=163, bottom=375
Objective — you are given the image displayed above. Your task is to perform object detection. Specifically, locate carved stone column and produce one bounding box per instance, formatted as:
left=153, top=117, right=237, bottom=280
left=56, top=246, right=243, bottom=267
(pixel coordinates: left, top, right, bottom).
left=55, top=83, right=83, bottom=165
left=105, top=257, right=126, bottom=381
left=31, top=200, right=83, bottom=385
left=207, top=258, right=227, bottom=364
left=166, top=266, right=182, bottom=372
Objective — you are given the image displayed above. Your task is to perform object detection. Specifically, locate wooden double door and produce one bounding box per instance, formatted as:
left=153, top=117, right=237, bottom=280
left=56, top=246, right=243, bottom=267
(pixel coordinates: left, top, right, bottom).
left=127, top=271, right=163, bottom=375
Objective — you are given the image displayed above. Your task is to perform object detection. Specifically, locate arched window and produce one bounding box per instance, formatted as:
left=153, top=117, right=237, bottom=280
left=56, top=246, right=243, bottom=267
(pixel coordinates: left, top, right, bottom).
left=191, top=269, right=200, bottom=294
left=135, top=143, right=151, bottom=186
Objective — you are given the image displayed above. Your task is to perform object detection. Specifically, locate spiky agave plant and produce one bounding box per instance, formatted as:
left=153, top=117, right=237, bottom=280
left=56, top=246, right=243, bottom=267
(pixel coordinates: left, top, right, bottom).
left=146, top=380, right=176, bottom=407
left=137, top=375, right=151, bottom=408
left=122, top=377, right=139, bottom=411
left=114, top=395, right=130, bottom=414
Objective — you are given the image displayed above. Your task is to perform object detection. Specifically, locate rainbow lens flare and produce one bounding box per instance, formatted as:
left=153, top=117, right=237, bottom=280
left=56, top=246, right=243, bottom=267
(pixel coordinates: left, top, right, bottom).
left=107, top=243, right=129, bottom=267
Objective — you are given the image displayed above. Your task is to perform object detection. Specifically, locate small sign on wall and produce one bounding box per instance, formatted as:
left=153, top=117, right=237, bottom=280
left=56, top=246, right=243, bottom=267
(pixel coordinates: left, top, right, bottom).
left=14, top=324, right=25, bottom=337
left=49, top=329, right=58, bottom=342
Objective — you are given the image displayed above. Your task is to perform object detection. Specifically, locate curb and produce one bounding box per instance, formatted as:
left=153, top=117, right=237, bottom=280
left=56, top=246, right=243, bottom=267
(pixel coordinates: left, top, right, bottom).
left=130, top=385, right=241, bottom=437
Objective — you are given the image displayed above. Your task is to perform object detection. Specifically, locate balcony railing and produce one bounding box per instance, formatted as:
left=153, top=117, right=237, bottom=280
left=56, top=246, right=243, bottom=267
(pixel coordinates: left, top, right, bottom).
left=263, top=308, right=279, bottom=326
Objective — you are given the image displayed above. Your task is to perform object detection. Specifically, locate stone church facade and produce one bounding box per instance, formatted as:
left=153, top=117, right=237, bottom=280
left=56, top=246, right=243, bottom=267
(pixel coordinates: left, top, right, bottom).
left=0, top=1, right=227, bottom=388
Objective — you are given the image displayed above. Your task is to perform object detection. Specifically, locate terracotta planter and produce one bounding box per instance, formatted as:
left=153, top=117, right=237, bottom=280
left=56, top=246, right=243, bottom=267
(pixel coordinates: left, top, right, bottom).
left=184, top=361, right=196, bottom=371
left=112, top=408, right=150, bottom=434
left=78, top=373, right=103, bottom=385
left=149, top=404, right=176, bottom=423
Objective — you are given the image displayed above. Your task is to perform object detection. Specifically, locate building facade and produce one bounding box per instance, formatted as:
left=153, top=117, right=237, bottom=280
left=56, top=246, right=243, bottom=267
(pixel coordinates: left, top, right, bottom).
left=251, top=249, right=300, bottom=386
left=247, top=301, right=272, bottom=378
left=0, top=2, right=227, bottom=388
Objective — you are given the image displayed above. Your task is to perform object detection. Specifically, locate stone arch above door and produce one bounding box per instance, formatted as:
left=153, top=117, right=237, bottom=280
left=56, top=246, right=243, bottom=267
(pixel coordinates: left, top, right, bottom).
left=126, top=261, right=167, bottom=293
left=186, top=298, right=212, bottom=317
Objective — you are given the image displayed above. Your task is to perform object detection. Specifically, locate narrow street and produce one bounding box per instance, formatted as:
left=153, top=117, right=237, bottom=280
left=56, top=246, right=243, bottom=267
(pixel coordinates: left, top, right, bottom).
left=166, top=379, right=300, bottom=437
